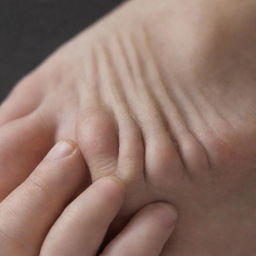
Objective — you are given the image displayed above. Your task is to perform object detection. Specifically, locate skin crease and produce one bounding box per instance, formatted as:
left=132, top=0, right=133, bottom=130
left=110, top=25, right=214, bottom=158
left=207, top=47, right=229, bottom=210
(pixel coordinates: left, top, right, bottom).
left=0, top=0, right=256, bottom=255
left=0, top=141, right=177, bottom=256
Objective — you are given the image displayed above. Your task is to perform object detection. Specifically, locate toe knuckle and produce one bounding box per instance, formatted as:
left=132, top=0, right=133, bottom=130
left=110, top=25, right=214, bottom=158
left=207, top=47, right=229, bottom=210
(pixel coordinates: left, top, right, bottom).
left=78, top=110, right=118, bottom=158
left=77, top=110, right=119, bottom=181
left=24, top=173, right=49, bottom=196
left=146, top=139, right=183, bottom=188
left=91, top=157, right=117, bottom=180
left=181, top=135, right=210, bottom=171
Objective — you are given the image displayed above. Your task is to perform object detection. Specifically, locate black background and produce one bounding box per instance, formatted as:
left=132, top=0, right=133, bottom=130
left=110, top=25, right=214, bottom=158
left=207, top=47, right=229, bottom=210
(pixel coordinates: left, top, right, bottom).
left=0, top=0, right=123, bottom=101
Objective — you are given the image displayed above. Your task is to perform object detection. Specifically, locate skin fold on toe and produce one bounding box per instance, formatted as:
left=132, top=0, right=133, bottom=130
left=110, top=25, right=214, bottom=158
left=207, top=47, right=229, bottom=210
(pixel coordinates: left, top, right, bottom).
left=1, top=0, right=256, bottom=255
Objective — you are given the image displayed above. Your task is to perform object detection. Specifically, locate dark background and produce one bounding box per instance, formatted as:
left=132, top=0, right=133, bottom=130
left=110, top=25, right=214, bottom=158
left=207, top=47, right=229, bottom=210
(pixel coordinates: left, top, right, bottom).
left=0, top=0, right=123, bottom=102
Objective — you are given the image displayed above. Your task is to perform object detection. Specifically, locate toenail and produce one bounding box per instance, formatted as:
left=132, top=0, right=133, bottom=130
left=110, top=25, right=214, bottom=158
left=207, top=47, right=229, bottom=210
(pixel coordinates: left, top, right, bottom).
left=152, top=202, right=178, bottom=228
left=45, top=141, right=75, bottom=160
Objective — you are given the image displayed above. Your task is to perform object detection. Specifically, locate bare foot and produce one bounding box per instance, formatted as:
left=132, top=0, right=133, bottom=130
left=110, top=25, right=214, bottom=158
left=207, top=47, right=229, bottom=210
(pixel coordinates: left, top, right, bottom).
left=1, top=0, right=256, bottom=255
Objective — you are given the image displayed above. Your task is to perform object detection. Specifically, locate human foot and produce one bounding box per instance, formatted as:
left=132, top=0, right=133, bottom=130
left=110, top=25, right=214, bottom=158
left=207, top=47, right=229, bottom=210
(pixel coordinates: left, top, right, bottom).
left=0, top=140, right=176, bottom=256
left=1, top=0, right=256, bottom=255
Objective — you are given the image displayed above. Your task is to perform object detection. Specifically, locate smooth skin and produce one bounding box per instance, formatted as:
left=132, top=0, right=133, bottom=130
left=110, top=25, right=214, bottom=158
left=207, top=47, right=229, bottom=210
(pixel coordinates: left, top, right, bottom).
left=0, top=141, right=177, bottom=256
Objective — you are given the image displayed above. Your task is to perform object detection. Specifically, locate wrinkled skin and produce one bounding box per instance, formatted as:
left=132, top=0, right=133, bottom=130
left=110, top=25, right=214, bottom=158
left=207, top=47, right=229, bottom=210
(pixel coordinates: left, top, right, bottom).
left=1, top=0, right=256, bottom=255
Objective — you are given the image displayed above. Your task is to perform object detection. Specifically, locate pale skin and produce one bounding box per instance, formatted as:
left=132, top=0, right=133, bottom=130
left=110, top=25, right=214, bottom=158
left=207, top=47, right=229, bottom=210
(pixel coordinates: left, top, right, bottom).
left=0, top=0, right=256, bottom=255
left=0, top=140, right=177, bottom=256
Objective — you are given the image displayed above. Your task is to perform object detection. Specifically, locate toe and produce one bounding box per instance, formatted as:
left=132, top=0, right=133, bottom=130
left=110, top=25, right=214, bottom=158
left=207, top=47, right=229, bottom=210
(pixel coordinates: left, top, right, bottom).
left=0, top=74, right=45, bottom=126
left=145, top=132, right=186, bottom=191
left=77, top=109, right=119, bottom=181
left=0, top=111, right=54, bottom=201
left=117, top=113, right=144, bottom=182
left=0, top=141, right=87, bottom=255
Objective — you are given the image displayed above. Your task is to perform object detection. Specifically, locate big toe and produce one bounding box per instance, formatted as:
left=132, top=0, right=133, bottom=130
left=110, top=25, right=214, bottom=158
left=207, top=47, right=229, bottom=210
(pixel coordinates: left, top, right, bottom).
left=0, top=111, right=54, bottom=200
left=0, top=74, right=45, bottom=126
